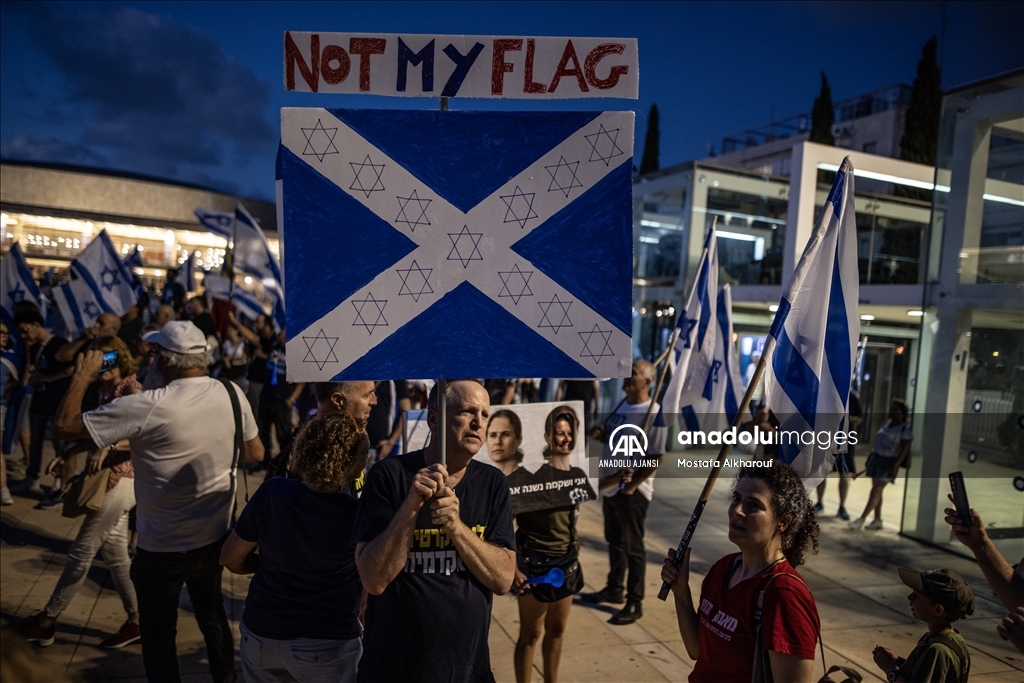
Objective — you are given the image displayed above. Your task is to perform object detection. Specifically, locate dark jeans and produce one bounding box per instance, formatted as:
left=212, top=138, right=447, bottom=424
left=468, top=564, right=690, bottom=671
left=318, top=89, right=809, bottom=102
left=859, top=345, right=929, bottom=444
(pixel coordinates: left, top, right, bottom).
left=131, top=535, right=235, bottom=683
left=603, top=493, right=651, bottom=602
left=28, top=412, right=62, bottom=480
left=258, top=399, right=293, bottom=465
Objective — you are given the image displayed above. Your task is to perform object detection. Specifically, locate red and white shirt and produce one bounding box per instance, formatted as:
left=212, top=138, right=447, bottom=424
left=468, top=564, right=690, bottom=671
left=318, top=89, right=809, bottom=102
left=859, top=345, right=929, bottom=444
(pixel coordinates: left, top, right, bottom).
left=689, top=553, right=820, bottom=683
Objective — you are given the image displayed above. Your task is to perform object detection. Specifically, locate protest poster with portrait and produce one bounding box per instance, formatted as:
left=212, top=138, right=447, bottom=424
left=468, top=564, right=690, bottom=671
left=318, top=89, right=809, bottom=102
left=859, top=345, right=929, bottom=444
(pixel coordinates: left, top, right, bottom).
left=472, top=400, right=596, bottom=515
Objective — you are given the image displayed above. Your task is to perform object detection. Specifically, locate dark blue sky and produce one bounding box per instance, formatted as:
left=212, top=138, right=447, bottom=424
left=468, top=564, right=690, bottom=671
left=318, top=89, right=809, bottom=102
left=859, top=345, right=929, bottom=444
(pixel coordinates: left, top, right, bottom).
left=1, top=1, right=1021, bottom=201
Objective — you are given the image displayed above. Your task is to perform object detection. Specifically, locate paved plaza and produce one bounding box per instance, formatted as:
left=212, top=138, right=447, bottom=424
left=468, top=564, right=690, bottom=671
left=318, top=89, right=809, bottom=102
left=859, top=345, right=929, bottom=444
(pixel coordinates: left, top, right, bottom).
left=2, top=448, right=1022, bottom=682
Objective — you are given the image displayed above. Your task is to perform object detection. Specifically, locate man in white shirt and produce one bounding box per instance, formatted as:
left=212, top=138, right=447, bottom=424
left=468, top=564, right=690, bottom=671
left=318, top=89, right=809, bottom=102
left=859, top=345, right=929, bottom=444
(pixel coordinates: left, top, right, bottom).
left=580, top=360, right=667, bottom=625
left=55, top=321, right=262, bottom=683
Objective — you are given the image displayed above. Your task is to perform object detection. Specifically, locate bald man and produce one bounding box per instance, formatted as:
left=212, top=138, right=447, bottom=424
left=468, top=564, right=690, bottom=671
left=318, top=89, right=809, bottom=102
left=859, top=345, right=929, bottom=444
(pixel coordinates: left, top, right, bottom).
left=581, top=360, right=667, bottom=625
left=55, top=312, right=122, bottom=363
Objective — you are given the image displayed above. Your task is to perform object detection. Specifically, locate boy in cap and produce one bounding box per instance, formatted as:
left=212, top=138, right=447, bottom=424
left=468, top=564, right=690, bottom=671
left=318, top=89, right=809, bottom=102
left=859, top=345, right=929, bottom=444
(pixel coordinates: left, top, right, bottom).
left=872, top=567, right=974, bottom=683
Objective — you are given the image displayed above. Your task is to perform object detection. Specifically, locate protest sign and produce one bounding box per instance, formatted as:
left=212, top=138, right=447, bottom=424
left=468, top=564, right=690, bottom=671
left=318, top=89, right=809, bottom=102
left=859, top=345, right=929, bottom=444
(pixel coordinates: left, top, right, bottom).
left=280, top=108, right=634, bottom=381
left=472, top=401, right=596, bottom=515
left=284, top=32, right=638, bottom=99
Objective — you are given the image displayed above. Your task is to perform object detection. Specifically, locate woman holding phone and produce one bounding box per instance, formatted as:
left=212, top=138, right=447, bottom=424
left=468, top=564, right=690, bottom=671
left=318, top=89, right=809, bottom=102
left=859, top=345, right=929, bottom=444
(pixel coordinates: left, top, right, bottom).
left=15, top=336, right=144, bottom=649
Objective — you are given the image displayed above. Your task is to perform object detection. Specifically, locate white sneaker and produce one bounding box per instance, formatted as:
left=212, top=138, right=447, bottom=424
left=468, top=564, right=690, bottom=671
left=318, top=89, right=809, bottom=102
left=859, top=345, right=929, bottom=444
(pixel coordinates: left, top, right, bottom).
left=866, top=518, right=885, bottom=530
left=0, top=487, right=13, bottom=505
left=847, top=518, right=865, bottom=530
left=11, top=477, right=42, bottom=494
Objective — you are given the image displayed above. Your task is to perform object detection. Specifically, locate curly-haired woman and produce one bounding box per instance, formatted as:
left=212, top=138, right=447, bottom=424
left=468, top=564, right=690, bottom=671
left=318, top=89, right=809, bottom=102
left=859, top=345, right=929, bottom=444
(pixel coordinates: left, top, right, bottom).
left=221, top=412, right=369, bottom=683
left=660, top=461, right=821, bottom=683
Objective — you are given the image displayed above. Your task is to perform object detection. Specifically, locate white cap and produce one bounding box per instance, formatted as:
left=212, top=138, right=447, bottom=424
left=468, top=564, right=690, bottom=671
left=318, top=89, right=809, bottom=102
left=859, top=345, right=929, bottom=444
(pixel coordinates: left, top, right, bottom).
left=143, top=321, right=210, bottom=355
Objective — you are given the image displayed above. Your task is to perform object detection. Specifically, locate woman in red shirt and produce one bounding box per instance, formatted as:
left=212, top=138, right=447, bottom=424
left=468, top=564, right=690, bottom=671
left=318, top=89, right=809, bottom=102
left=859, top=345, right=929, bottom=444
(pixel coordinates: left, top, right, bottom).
left=661, top=461, right=821, bottom=682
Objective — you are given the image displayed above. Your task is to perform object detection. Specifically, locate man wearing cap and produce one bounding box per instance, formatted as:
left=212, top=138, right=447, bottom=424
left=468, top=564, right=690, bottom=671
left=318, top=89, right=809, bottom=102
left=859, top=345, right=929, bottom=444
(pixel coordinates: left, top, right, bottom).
left=55, top=320, right=263, bottom=683
left=872, top=567, right=974, bottom=683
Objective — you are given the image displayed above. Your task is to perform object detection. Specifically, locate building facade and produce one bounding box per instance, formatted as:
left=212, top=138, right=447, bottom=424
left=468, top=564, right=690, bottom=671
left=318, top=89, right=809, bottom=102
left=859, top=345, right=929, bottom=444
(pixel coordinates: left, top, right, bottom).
left=633, top=70, right=1023, bottom=560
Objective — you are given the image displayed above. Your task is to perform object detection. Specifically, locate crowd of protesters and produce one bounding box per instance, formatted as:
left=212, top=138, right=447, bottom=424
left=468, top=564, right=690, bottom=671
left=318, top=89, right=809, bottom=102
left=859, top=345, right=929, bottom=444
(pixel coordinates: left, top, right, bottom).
left=1, top=270, right=1022, bottom=683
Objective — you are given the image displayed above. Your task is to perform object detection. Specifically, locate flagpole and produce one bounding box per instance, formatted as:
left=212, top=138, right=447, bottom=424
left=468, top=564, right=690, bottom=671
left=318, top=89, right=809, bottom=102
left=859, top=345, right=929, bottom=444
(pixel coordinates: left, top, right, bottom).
left=656, top=336, right=776, bottom=601
left=436, top=95, right=448, bottom=467
left=643, top=326, right=679, bottom=433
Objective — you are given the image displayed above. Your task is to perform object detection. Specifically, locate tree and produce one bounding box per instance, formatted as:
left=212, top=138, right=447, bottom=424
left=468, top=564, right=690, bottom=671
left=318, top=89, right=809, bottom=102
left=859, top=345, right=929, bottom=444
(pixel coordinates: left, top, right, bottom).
left=895, top=36, right=942, bottom=200
left=640, top=103, right=660, bottom=175
left=900, top=36, right=942, bottom=166
left=810, top=72, right=835, bottom=146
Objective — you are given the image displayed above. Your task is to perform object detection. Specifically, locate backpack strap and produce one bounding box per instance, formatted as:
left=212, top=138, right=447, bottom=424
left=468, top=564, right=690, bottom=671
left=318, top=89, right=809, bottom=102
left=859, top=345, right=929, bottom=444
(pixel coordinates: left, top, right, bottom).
left=926, top=632, right=970, bottom=683
left=219, top=378, right=249, bottom=518
left=753, top=570, right=827, bottom=681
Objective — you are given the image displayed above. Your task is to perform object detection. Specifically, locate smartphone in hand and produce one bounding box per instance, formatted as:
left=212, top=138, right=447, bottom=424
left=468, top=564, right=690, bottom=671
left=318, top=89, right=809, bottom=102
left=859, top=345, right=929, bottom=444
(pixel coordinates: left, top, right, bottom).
left=949, top=471, right=971, bottom=527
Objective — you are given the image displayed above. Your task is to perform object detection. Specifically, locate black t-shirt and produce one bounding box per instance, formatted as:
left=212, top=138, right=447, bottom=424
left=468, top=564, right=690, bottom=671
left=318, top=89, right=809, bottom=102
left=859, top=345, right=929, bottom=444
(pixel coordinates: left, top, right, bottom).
left=29, top=336, right=71, bottom=416
left=353, top=451, right=516, bottom=683
left=191, top=312, right=218, bottom=341
left=366, top=380, right=410, bottom=448
left=118, top=315, right=145, bottom=352
left=233, top=477, right=362, bottom=641
left=246, top=333, right=277, bottom=383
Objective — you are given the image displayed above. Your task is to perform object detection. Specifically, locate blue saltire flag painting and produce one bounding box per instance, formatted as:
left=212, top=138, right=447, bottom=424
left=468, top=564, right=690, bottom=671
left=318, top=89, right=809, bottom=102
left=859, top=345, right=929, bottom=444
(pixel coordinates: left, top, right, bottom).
left=279, top=108, right=634, bottom=381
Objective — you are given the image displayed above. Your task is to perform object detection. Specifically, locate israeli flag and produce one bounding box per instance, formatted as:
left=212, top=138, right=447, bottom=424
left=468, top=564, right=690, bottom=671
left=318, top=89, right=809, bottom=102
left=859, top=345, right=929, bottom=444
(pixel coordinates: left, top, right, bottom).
left=203, top=273, right=268, bottom=323
left=662, top=224, right=719, bottom=420
left=182, top=251, right=197, bottom=293
left=123, top=245, right=144, bottom=271
left=194, top=208, right=235, bottom=240
left=1, top=242, right=43, bottom=449
left=235, top=204, right=282, bottom=287
left=53, top=275, right=104, bottom=338
left=680, top=285, right=743, bottom=433
left=764, top=157, right=859, bottom=486
left=68, top=230, right=138, bottom=318
left=1, top=241, right=47, bottom=331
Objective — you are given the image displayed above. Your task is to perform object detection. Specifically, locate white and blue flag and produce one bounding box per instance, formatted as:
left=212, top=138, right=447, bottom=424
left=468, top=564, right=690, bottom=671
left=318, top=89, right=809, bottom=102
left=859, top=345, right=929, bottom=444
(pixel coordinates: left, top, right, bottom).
left=194, top=208, right=235, bottom=240
left=53, top=276, right=104, bottom=338
left=279, top=108, right=635, bottom=381
left=234, top=203, right=282, bottom=288
left=662, top=223, right=719, bottom=420
left=763, top=157, right=860, bottom=486
left=67, top=230, right=138, bottom=318
left=1, top=242, right=45, bottom=450
left=123, top=245, right=144, bottom=271
left=203, top=273, right=268, bottom=323
left=182, top=251, right=197, bottom=293
left=680, top=285, right=743, bottom=433
left=1, top=241, right=47, bottom=331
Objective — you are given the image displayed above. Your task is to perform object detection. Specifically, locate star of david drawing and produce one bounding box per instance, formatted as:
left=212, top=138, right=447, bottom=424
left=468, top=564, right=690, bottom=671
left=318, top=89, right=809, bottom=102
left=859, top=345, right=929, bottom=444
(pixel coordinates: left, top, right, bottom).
left=545, top=156, right=583, bottom=198
left=499, top=186, right=539, bottom=229
left=497, top=263, right=534, bottom=305
left=351, top=293, right=388, bottom=334
left=83, top=301, right=101, bottom=318
left=447, top=226, right=483, bottom=268
left=579, top=324, right=614, bottom=363
left=396, top=260, right=434, bottom=302
left=584, top=124, right=625, bottom=166
left=537, top=295, right=573, bottom=334
left=395, top=190, right=432, bottom=232
left=7, top=282, right=26, bottom=306
left=300, top=119, right=340, bottom=162
left=302, top=328, right=340, bottom=371
left=349, top=156, right=386, bottom=198
left=100, top=266, right=120, bottom=292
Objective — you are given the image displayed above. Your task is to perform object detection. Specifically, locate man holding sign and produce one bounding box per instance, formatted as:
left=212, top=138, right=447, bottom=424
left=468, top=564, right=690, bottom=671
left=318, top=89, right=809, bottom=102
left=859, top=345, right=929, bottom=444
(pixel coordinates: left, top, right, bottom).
left=353, top=379, right=516, bottom=683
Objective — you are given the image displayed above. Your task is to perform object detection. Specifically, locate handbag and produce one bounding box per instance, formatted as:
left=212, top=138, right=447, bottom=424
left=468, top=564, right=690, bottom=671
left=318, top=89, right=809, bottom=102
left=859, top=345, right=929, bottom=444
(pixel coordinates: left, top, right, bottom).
left=750, top=571, right=861, bottom=683
left=61, top=468, right=110, bottom=518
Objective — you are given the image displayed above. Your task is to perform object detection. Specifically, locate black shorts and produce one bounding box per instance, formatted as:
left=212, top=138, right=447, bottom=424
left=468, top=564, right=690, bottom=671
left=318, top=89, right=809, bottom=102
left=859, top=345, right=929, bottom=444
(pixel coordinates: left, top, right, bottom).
left=832, top=449, right=856, bottom=474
